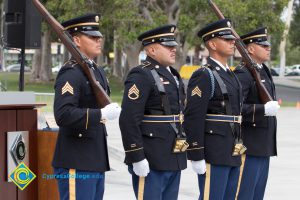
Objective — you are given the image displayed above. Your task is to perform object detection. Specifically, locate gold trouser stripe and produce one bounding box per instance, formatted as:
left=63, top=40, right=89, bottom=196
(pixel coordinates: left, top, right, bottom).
left=138, top=177, right=145, bottom=200
left=236, top=154, right=246, bottom=199
left=204, top=163, right=211, bottom=200
left=69, top=169, right=76, bottom=200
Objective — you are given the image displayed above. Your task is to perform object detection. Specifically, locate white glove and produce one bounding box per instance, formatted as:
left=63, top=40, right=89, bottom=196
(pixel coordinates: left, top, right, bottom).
left=191, top=160, right=206, bottom=175
left=264, top=101, right=280, bottom=116
left=132, top=159, right=150, bottom=177
left=101, top=103, right=121, bottom=120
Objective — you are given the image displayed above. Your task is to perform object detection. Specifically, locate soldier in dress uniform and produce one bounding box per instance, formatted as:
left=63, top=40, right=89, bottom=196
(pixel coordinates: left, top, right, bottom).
left=52, top=13, right=121, bottom=200
left=184, top=19, right=245, bottom=200
left=234, top=27, right=279, bottom=200
left=119, top=24, right=187, bottom=200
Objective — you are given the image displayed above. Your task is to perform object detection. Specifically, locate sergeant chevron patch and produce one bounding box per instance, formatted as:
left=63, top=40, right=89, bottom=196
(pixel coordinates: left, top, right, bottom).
left=191, top=86, right=202, bottom=97
left=128, top=84, right=140, bottom=100
left=61, top=81, right=74, bottom=95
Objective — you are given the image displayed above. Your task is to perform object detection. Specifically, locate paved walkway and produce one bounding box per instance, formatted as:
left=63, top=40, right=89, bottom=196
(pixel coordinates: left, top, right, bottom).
left=104, top=107, right=300, bottom=199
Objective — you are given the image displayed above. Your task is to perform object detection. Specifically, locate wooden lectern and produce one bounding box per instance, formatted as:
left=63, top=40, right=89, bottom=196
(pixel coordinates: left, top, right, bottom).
left=0, top=104, right=43, bottom=200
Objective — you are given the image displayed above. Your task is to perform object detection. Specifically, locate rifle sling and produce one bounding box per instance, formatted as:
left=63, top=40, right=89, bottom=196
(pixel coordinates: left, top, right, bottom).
left=150, top=69, right=184, bottom=138
left=211, top=68, right=236, bottom=138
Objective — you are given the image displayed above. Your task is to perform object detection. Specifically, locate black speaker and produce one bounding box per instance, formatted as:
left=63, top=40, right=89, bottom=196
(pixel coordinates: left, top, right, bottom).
left=3, top=0, right=41, bottom=49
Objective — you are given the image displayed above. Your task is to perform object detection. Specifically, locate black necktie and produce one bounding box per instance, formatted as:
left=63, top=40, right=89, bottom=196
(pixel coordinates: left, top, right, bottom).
left=226, top=68, right=233, bottom=76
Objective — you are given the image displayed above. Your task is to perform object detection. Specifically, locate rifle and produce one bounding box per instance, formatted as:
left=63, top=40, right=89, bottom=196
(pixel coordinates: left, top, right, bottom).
left=32, top=0, right=111, bottom=108
left=208, top=0, right=273, bottom=103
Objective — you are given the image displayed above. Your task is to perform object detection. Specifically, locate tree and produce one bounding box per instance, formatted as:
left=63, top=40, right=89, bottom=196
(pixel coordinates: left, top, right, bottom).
left=100, top=0, right=170, bottom=77
left=31, top=0, right=289, bottom=82
left=179, top=0, right=288, bottom=65
left=289, top=1, right=300, bottom=48
left=286, top=0, right=300, bottom=65
left=279, top=0, right=294, bottom=77
left=31, top=0, right=88, bottom=82
left=106, top=0, right=288, bottom=77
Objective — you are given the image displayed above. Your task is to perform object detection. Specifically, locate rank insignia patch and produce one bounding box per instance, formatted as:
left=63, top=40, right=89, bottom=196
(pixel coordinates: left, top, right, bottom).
left=191, top=86, right=202, bottom=97
left=128, top=84, right=140, bottom=100
left=62, top=81, right=74, bottom=95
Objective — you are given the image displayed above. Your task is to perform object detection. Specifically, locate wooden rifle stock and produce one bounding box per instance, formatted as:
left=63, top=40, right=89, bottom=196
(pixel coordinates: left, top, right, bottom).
left=32, top=0, right=111, bottom=108
left=207, top=0, right=273, bottom=103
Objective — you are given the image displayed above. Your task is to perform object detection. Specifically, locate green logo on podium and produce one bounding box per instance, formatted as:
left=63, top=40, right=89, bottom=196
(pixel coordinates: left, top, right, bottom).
left=9, top=162, right=36, bottom=190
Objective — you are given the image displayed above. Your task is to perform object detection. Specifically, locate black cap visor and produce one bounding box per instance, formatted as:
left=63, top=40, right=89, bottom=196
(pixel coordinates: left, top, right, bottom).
left=160, top=41, right=178, bottom=47
left=255, top=40, right=270, bottom=46
left=81, top=30, right=103, bottom=37
left=220, top=34, right=236, bottom=40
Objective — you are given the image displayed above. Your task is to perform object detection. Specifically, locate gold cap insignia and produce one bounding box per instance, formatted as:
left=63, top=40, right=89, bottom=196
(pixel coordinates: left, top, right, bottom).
left=95, top=15, right=100, bottom=22
left=171, top=27, right=175, bottom=33
left=191, top=86, right=202, bottom=97
left=62, top=81, right=74, bottom=95
left=128, top=84, right=140, bottom=100
left=227, top=21, right=231, bottom=27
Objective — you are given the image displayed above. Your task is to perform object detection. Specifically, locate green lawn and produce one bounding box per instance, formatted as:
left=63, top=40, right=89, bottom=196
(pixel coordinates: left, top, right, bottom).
left=0, top=72, right=297, bottom=109
left=0, top=72, right=55, bottom=93
left=0, top=72, right=124, bottom=112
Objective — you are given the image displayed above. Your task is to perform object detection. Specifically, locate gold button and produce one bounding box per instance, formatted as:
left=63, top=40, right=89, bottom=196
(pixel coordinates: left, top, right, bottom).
left=78, top=133, right=82, bottom=137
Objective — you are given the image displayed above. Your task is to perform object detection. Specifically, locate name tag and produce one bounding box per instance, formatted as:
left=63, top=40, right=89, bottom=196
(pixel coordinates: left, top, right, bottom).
left=160, top=77, right=170, bottom=84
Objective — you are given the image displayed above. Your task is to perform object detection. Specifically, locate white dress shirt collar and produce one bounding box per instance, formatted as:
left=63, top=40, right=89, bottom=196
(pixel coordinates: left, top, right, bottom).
left=257, top=63, right=263, bottom=69
left=210, top=57, right=230, bottom=71
left=166, top=66, right=179, bottom=86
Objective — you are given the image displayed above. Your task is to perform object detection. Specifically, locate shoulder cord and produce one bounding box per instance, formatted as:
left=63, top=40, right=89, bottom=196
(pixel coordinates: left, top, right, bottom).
left=206, top=67, right=215, bottom=100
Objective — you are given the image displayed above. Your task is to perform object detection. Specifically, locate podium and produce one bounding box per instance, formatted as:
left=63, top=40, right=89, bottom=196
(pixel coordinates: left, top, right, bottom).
left=37, top=129, right=59, bottom=200
left=0, top=103, right=43, bottom=200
